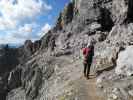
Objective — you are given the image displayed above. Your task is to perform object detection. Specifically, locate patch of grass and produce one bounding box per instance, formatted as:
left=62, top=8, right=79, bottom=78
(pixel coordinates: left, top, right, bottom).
left=59, top=96, right=66, bottom=100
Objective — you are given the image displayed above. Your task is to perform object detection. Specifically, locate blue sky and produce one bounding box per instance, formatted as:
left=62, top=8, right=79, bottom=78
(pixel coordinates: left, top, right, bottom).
left=0, top=0, right=70, bottom=45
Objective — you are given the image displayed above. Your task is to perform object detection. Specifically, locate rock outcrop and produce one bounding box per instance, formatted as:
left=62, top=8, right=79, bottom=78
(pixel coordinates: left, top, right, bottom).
left=115, top=46, right=133, bottom=76
left=0, top=39, right=41, bottom=100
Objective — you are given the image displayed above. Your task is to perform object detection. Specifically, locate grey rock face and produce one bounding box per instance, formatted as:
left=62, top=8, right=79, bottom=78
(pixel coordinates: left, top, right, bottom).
left=0, top=40, right=41, bottom=100
left=7, top=67, right=22, bottom=91
left=20, top=40, right=41, bottom=63
left=112, top=0, right=128, bottom=24
left=54, top=2, right=74, bottom=31
left=24, top=67, right=42, bottom=99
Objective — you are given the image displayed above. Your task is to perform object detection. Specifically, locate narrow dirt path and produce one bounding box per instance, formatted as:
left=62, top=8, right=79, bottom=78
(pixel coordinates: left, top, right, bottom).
left=75, top=75, right=104, bottom=100
left=55, top=55, right=104, bottom=100
left=85, top=77, right=103, bottom=100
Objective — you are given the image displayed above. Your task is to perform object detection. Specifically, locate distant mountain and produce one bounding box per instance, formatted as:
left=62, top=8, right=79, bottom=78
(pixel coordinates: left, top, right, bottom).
left=0, top=44, right=22, bottom=49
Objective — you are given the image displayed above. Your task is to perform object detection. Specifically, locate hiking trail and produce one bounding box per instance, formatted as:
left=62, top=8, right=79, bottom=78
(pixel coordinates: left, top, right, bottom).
left=84, top=77, right=104, bottom=100
left=55, top=55, right=104, bottom=100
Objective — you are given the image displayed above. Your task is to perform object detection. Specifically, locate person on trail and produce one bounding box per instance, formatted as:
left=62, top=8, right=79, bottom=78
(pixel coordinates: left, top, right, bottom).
left=82, top=41, right=94, bottom=79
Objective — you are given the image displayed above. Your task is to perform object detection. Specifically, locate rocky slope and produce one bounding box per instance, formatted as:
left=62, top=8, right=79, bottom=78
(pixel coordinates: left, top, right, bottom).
left=2, top=0, right=133, bottom=100
left=0, top=40, right=41, bottom=100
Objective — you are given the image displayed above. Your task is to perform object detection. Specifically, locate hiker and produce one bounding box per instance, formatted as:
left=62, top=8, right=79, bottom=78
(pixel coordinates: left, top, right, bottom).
left=82, top=41, right=94, bottom=79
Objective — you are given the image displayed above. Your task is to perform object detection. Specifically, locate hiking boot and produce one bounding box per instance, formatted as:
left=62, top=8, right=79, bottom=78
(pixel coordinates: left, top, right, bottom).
left=84, top=74, right=86, bottom=77
left=87, top=76, right=89, bottom=79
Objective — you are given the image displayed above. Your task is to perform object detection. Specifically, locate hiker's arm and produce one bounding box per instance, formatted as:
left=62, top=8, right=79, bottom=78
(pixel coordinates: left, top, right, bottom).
left=92, top=47, right=94, bottom=57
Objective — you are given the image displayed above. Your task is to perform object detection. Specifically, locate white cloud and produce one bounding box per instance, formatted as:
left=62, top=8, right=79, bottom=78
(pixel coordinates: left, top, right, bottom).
left=0, top=0, right=53, bottom=44
left=41, top=23, right=51, bottom=33
left=0, top=34, right=26, bottom=45
left=0, top=17, right=17, bottom=30
left=13, top=24, right=33, bottom=39
left=0, top=0, right=52, bottom=30
left=0, top=23, right=52, bottom=45
left=38, top=23, right=51, bottom=37
left=0, top=23, right=38, bottom=44
left=43, top=2, right=52, bottom=11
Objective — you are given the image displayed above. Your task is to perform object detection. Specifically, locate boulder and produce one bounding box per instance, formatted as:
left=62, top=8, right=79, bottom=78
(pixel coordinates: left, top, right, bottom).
left=128, top=90, right=133, bottom=96
left=115, top=46, right=133, bottom=76
left=95, top=46, right=121, bottom=72
left=89, top=22, right=101, bottom=31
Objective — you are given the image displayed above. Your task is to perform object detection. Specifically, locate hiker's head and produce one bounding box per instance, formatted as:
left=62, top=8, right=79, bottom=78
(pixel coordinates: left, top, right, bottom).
left=87, top=39, right=94, bottom=47
left=81, top=43, right=86, bottom=49
left=87, top=42, right=91, bottom=47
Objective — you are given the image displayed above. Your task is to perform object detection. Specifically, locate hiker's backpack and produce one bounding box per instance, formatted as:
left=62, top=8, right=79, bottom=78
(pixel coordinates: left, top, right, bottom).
left=83, top=46, right=94, bottom=62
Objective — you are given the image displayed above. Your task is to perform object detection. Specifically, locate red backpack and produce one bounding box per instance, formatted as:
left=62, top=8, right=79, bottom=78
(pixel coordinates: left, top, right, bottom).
left=82, top=47, right=91, bottom=61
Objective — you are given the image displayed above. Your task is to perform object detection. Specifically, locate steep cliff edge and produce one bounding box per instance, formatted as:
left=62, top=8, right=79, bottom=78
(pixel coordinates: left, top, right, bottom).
left=0, top=40, right=41, bottom=100
left=3, top=0, right=133, bottom=100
